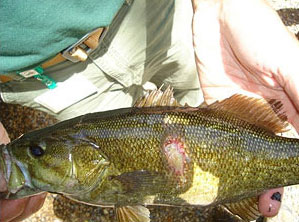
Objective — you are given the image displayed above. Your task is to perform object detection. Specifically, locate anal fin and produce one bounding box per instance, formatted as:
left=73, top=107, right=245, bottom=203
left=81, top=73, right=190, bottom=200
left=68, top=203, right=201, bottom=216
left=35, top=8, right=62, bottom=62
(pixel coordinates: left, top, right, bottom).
left=115, top=205, right=150, bottom=222
left=223, top=196, right=261, bottom=222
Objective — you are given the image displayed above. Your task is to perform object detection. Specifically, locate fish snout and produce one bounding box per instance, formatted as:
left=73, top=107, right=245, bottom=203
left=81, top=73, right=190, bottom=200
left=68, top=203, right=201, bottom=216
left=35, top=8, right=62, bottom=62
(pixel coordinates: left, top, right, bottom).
left=0, top=144, right=10, bottom=198
left=0, top=144, right=28, bottom=199
left=0, top=155, right=8, bottom=194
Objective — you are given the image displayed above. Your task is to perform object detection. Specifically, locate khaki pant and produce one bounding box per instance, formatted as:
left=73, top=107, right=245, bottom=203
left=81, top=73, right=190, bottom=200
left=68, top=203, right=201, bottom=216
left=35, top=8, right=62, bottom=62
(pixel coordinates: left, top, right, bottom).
left=0, top=0, right=203, bottom=121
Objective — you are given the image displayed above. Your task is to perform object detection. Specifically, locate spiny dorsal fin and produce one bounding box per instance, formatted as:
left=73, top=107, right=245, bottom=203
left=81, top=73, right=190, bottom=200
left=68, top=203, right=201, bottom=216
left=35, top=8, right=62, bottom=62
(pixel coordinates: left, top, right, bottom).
left=115, top=205, right=150, bottom=222
left=223, top=197, right=260, bottom=222
left=134, top=86, right=180, bottom=107
left=207, top=94, right=288, bottom=134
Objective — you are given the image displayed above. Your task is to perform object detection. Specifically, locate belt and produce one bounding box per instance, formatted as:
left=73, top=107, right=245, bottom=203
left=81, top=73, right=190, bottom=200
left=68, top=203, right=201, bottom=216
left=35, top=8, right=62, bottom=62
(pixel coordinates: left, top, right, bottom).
left=0, top=27, right=104, bottom=83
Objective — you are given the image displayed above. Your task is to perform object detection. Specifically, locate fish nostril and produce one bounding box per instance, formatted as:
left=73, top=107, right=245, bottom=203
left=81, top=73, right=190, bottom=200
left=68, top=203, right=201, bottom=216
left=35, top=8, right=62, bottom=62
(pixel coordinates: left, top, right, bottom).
left=29, top=145, right=45, bottom=157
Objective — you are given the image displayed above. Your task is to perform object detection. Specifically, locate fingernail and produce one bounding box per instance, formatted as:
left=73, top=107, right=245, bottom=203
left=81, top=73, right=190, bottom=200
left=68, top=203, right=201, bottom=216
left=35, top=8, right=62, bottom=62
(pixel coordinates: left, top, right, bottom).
left=271, top=192, right=282, bottom=202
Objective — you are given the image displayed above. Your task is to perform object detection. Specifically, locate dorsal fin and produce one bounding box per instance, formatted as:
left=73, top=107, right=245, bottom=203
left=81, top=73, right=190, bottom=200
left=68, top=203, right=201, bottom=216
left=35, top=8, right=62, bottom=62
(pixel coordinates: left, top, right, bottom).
left=135, top=89, right=288, bottom=133
left=134, top=86, right=180, bottom=107
left=223, top=197, right=261, bottom=222
left=206, top=94, right=288, bottom=134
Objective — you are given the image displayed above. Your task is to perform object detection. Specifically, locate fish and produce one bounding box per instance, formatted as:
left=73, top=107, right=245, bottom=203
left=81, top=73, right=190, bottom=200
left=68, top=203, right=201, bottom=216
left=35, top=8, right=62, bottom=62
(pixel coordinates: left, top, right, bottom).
left=0, top=87, right=298, bottom=222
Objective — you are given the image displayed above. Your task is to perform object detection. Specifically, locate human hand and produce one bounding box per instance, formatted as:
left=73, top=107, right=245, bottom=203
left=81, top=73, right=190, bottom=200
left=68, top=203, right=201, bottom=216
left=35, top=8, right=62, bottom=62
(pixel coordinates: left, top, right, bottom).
left=192, top=0, right=299, bottom=131
left=192, top=0, right=299, bottom=217
left=0, top=122, right=46, bottom=222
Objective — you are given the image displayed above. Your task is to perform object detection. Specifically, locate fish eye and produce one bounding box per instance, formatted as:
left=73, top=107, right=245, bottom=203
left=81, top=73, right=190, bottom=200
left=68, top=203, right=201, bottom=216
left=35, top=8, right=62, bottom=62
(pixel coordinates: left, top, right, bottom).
left=29, top=145, right=45, bottom=157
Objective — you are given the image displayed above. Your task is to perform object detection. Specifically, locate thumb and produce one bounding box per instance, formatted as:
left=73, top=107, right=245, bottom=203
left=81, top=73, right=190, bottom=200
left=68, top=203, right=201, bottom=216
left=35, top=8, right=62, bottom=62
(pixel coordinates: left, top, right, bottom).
left=0, top=122, right=10, bottom=192
left=0, top=123, right=10, bottom=145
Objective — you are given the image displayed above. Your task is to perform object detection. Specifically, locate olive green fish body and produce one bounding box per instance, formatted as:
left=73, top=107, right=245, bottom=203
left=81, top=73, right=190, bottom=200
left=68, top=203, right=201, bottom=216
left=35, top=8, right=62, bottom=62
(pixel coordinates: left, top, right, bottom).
left=3, top=105, right=298, bottom=210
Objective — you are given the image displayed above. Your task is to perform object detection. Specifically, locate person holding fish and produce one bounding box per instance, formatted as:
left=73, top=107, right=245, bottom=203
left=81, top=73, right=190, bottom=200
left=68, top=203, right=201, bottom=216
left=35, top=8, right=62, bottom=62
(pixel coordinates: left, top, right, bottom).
left=0, top=0, right=298, bottom=221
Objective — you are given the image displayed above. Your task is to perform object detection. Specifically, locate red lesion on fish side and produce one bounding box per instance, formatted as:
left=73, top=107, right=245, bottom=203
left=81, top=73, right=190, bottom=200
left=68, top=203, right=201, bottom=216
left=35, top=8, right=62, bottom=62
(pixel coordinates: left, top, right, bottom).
left=162, top=135, right=189, bottom=176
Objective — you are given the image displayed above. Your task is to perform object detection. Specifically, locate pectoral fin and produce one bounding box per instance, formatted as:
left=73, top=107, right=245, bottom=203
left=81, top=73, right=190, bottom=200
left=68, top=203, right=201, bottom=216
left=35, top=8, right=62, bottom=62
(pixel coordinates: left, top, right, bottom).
left=112, top=170, right=168, bottom=195
left=223, top=196, right=261, bottom=221
left=115, top=205, right=150, bottom=222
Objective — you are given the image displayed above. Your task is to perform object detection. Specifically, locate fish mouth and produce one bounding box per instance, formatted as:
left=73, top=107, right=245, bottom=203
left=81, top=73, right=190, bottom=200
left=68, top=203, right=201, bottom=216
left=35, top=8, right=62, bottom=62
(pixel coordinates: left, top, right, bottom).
left=0, top=145, right=11, bottom=184
left=0, top=144, right=33, bottom=198
left=0, top=144, right=12, bottom=197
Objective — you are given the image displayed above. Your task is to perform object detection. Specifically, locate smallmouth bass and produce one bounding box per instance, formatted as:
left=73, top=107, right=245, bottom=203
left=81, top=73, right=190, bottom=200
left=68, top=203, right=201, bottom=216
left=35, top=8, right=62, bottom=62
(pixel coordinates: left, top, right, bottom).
left=0, top=90, right=298, bottom=222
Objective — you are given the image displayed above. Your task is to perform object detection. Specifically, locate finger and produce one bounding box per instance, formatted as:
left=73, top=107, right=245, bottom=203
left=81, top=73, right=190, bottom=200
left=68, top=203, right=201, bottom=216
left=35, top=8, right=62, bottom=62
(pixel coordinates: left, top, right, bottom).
left=0, top=198, right=29, bottom=222
left=0, top=122, right=10, bottom=192
left=192, top=2, right=242, bottom=103
left=0, top=122, right=10, bottom=145
left=258, top=187, right=283, bottom=217
left=0, top=171, right=7, bottom=192
left=10, top=193, right=47, bottom=222
left=278, top=71, right=299, bottom=116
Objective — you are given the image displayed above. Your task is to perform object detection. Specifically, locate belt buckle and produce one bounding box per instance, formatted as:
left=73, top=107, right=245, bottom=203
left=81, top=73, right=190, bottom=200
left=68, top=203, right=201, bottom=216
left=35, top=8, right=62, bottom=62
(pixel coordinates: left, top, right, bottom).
left=61, top=28, right=101, bottom=63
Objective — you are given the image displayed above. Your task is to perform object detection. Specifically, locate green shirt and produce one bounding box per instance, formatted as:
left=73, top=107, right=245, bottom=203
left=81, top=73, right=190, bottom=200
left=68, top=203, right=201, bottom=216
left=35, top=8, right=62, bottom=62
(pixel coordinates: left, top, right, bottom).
left=0, top=0, right=124, bottom=74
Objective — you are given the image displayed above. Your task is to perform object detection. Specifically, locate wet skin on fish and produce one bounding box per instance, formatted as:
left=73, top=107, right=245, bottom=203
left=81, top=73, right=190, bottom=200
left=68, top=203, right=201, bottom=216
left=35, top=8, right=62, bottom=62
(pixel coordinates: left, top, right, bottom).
left=0, top=92, right=298, bottom=222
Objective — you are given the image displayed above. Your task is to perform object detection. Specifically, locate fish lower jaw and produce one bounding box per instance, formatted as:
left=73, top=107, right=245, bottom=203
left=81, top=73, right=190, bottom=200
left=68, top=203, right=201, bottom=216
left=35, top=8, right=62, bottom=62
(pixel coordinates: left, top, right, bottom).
left=1, top=145, right=11, bottom=185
